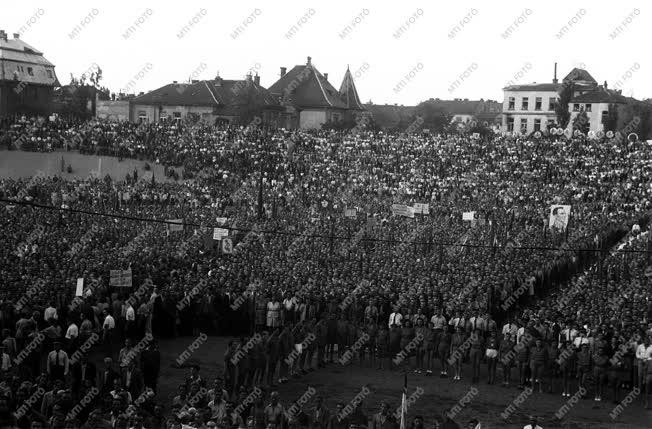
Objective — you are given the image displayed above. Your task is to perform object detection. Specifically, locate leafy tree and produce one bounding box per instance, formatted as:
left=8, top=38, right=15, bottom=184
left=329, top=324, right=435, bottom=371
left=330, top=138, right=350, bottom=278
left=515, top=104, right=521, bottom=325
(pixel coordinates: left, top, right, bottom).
left=603, top=103, right=619, bottom=131
left=555, top=82, right=573, bottom=128
left=415, top=101, right=452, bottom=133
left=572, top=109, right=590, bottom=134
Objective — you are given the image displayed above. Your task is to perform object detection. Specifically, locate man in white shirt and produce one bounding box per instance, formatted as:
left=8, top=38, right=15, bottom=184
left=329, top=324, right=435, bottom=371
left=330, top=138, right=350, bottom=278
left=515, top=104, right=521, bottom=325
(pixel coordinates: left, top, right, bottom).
left=559, top=322, right=578, bottom=345
left=635, top=339, right=652, bottom=389
left=467, top=313, right=485, bottom=332
left=65, top=322, right=79, bottom=341
left=46, top=341, right=69, bottom=381
left=44, top=303, right=58, bottom=323
left=573, top=330, right=590, bottom=349
left=448, top=311, right=465, bottom=331
left=430, top=310, right=446, bottom=331
left=388, top=306, right=402, bottom=328
left=502, top=319, right=518, bottom=337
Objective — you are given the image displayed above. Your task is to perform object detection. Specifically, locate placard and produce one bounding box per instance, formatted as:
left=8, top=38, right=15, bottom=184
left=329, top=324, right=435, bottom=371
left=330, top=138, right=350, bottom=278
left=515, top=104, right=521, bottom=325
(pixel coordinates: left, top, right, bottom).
left=76, top=278, right=84, bottom=297
left=110, top=269, right=132, bottom=287
left=391, top=204, right=415, bottom=218
left=413, top=203, right=430, bottom=215
left=344, top=208, right=357, bottom=219
left=221, top=238, right=233, bottom=254
left=213, top=228, right=229, bottom=240
left=167, top=219, right=184, bottom=232
left=462, top=211, right=476, bottom=221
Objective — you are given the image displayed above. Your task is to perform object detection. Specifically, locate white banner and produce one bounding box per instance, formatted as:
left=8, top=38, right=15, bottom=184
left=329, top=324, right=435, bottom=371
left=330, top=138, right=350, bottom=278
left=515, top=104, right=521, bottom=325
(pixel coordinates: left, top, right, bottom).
left=213, top=228, right=229, bottom=240
left=462, top=211, right=476, bottom=221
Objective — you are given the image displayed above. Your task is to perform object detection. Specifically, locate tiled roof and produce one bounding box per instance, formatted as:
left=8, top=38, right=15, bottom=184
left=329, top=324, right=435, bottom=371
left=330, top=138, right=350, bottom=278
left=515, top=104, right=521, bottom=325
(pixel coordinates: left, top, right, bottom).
left=268, top=61, right=347, bottom=109
left=563, top=68, right=597, bottom=84
left=425, top=99, right=502, bottom=115
left=503, top=83, right=561, bottom=92
left=0, top=37, right=59, bottom=86
left=132, top=78, right=280, bottom=109
left=571, top=87, right=628, bottom=104
left=339, top=67, right=364, bottom=110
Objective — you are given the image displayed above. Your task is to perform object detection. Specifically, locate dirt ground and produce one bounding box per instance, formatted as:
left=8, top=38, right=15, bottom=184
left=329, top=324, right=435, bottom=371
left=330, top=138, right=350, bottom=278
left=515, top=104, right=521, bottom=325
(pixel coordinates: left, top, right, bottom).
left=149, top=336, right=651, bottom=429
left=0, top=150, right=173, bottom=182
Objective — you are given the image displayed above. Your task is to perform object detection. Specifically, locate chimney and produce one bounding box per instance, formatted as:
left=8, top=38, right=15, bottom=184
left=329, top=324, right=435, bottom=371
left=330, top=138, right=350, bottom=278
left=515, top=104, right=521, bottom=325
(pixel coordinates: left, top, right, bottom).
left=307, top=56, right=312, bottom=65
left=603, top=80, right=608, bottom=90
left=280, top=67, right=287, bottom=77
left=553, top=62, right=558, bottom=84
left=254, top=74, right=260, bottom=85
left=323, top=73, right=328, bottom=81
left=13, top=33, right=19, bottom=39
left=0, top=30, right=7, bottom=41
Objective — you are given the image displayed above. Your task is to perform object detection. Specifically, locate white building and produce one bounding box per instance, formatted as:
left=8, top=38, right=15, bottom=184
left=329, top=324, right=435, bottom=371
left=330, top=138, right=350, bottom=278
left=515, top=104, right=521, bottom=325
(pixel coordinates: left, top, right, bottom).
left=500, top=66, right=618, bottom=134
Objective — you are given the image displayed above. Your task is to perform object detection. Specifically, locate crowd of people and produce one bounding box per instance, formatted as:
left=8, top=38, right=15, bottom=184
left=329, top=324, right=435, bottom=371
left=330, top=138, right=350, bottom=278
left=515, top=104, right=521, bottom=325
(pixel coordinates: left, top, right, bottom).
left=0, top=115, right=651, bottom=428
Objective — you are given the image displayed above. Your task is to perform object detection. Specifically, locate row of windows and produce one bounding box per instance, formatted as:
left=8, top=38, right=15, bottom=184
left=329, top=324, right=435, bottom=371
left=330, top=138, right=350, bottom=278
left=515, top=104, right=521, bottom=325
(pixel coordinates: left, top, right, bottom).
left=573, top=103, right=592, bottom=112
left=506, top=118, right=567, bottom=132
left=507, top=96, right=558, bottom=112
left=138, top=111, right=183, bottom=122
left=14, top=66, right=54, bottom=79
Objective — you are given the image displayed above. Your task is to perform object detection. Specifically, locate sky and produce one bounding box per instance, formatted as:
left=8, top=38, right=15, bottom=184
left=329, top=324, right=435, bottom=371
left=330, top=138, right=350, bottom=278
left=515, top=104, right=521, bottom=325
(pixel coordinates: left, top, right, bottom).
left=1, top=1, right=649, bottom=105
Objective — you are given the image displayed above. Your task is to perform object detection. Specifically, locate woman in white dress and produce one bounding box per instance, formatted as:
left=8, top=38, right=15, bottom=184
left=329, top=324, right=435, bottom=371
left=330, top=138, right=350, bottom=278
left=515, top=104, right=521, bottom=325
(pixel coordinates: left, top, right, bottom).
left=267, top=296, right=281, bottom=329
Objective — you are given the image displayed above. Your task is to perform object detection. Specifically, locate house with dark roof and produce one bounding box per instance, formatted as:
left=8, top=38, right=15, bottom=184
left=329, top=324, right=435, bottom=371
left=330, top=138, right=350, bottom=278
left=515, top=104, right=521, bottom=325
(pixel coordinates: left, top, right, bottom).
left=501, top=63, right=602, bottom=134
left=130, top=73, right=283, bottom=125
left=268, top=57, right=364, bottom=129
left=569, top=82, right=629, bottom=132
left=0, top=30, right=59, bottom=116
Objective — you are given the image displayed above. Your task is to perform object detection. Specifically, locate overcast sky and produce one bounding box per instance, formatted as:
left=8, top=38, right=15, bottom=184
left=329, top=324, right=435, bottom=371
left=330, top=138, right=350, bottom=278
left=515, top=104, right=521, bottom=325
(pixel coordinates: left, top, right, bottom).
left=2, top=1, right=648, bottom=105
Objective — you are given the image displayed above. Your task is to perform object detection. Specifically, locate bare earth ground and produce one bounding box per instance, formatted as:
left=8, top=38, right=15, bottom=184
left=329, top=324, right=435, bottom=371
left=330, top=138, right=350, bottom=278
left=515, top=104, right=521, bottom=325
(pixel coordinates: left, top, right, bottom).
left=148, top=337, right=651, bottom=429
left=0, top=150, right=174, bottom=182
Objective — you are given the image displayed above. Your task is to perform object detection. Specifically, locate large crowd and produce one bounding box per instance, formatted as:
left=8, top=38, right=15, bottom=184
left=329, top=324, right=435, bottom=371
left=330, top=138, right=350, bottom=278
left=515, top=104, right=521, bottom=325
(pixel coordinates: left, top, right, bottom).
left=0, top=116, right=651, bottom=428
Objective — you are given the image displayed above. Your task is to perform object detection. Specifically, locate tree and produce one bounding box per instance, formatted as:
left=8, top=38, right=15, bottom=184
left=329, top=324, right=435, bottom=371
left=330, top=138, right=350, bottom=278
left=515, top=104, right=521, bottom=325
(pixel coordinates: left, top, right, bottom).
left=603, top=103, right=619, bottom=132
left=572, top=109, right=590, bottom=134
left=414, top=101, right=452, bottom=133
left=555, top=82, right=573, bottom=128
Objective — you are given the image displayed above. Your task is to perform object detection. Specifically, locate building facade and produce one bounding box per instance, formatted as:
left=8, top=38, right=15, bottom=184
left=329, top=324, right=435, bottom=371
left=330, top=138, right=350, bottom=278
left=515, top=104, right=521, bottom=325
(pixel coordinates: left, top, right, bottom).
left=130, top=74, right=283, bottom=125
left=0, top=30, right=59, bottom=117
left=500, top=67, right=608, bottom=134
left=268, top=57, right=364, bottom=129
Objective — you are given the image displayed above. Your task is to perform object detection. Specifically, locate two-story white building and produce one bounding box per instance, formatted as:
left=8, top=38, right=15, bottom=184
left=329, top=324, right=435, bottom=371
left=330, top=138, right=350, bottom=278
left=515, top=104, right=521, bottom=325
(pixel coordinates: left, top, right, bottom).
left=568, top=83, right=629, bottom=133
left=501, top=83, right=561, bottom=134
left=501, top=66, right=608, bottom=134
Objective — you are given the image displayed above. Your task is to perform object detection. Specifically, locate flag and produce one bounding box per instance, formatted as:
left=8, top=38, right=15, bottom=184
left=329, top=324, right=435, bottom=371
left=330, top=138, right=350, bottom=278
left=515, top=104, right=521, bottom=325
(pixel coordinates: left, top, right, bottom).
left=400, top=373, right=407, bottom=429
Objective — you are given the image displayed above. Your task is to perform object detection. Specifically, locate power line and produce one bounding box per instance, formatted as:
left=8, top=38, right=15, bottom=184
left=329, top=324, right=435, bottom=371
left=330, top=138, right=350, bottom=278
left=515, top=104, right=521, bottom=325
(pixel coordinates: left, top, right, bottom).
left=1, top=197, right=651, bottom=254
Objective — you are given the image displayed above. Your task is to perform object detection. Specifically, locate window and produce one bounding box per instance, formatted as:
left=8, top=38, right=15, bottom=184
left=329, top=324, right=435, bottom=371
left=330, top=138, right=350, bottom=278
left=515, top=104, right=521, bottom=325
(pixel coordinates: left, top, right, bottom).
left=549, top=97, right=558, bottom=111
left=535, top=97, right=542, bottom=111
left=507, top=117, right=514, bottom=131
left=160, top=112, right=168, bottom=121
left=46, top=70, right=53, bottom=78
left=546, top=119, right=555, bottom=129
left=508, top=97, right=515, bottom=111
left=27, top=67, right=33, bottom=76
left=520, top=118, right=528, bottom=132
left=138, top=111, right=147, bottom=123
left=585, top=104, right=592, bottom=112
left=521, top=98, right=529, bottom=111
left=534, top=119, right=541, bottom=131
left=173, top=112, right=182, bottom=122
left=573, top=104, right=580, bottom=112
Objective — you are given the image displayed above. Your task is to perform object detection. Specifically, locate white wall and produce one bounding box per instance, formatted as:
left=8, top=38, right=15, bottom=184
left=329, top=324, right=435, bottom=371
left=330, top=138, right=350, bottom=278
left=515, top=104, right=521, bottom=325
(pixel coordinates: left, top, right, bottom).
left=299, top=110, right=327, bottom=129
